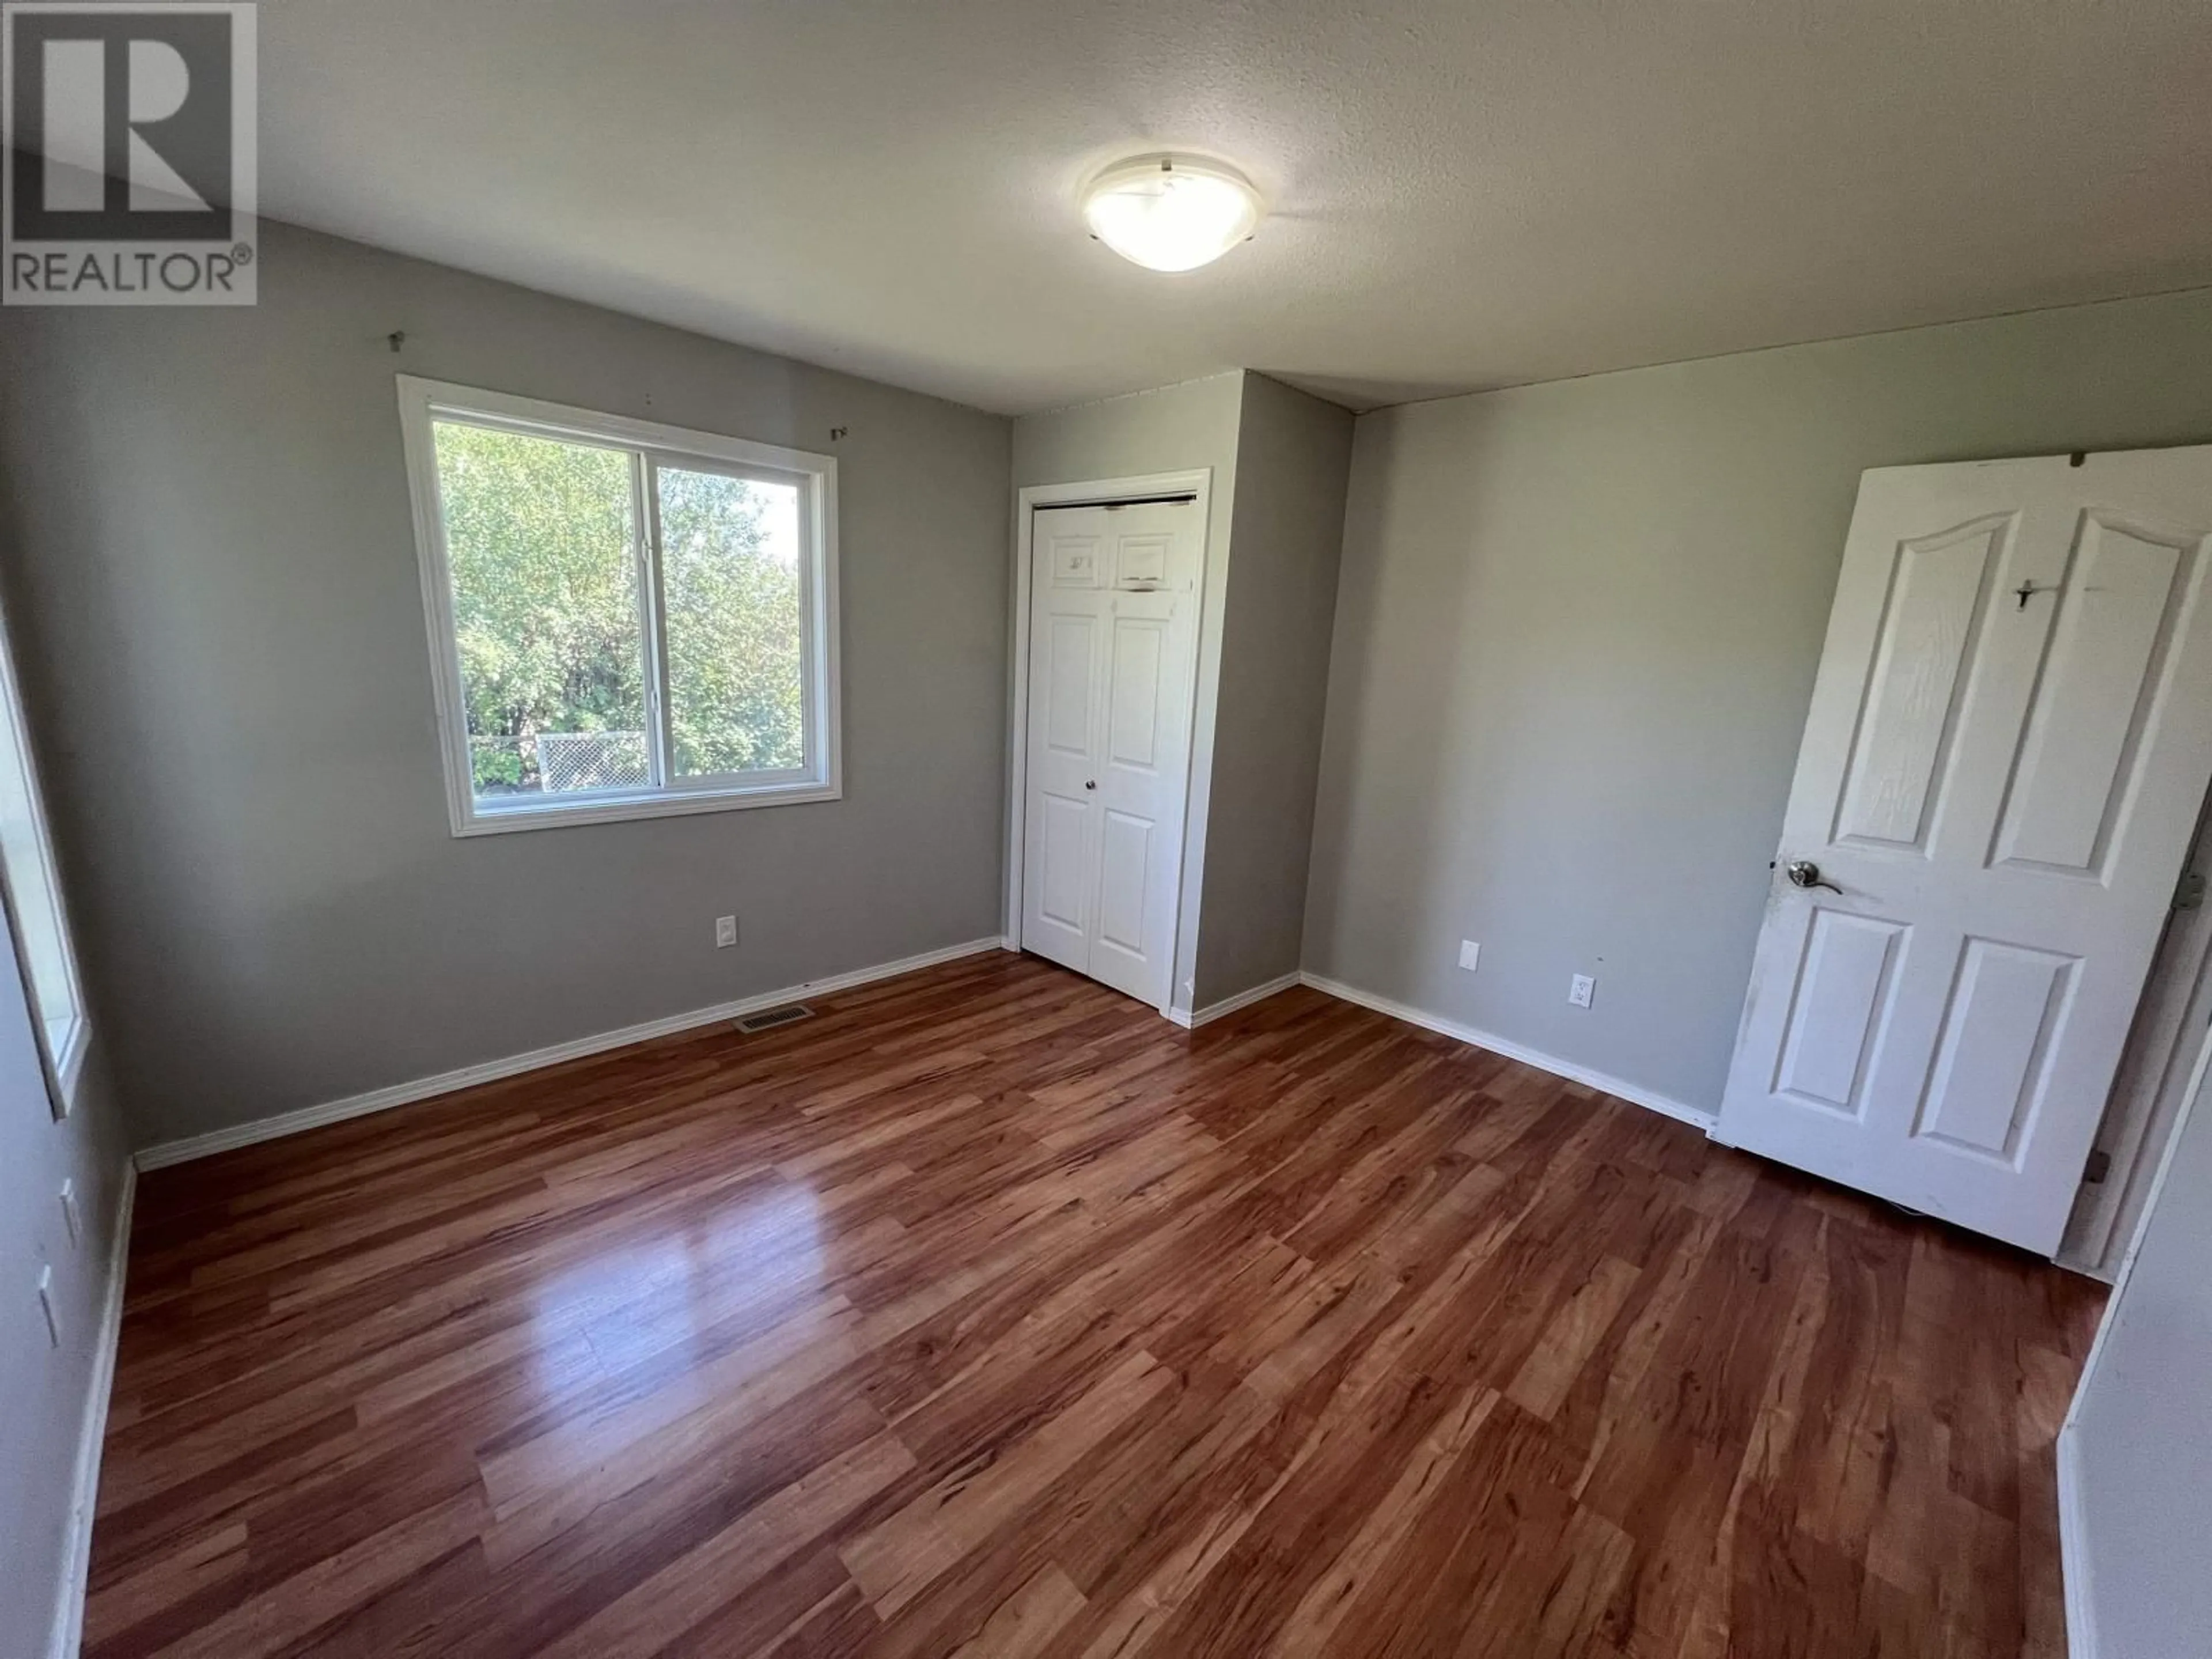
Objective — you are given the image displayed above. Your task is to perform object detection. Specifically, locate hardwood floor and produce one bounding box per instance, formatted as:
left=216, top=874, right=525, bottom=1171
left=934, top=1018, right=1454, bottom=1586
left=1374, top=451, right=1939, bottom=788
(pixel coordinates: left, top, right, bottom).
left=86, top=951, right=2104, bottom=1658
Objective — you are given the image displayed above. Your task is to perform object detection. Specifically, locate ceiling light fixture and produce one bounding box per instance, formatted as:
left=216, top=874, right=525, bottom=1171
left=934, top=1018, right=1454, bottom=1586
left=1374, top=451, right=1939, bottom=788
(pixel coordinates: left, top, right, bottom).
left=1081, top=155, right=1264, bottom=273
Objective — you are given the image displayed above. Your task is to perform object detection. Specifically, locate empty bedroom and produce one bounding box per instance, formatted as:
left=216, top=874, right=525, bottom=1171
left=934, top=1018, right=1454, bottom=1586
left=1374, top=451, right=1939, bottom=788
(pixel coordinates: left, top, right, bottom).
left=4, top=2, right=2211, bottom=1656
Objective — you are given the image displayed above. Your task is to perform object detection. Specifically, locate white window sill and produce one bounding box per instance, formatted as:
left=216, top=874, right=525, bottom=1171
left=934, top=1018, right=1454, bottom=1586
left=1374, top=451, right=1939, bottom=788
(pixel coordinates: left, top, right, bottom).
left=47, top=1015, right=90, bottom=1118
left=453, top=778, right=842, bottom=837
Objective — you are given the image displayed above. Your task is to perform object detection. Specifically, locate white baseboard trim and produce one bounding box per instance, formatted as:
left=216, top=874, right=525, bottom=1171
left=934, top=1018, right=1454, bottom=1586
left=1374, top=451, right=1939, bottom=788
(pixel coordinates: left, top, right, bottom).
left=48, top=1157, right=134, bottom=1659
left=134, top=936, right=1007, bottom=1171
left=2055, top=1422, right=2097, bottom=1659
left=1167, top=971, right=1303, bottom=1030
left=1297, top=972, right=1715, bottom=1130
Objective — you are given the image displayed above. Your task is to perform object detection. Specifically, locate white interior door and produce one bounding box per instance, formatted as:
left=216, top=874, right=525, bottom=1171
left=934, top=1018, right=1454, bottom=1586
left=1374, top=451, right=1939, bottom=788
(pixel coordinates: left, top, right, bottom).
left=1717, top=446, right=2212, bottom=1255
left=1020, top=500, right=1200, bottom=1008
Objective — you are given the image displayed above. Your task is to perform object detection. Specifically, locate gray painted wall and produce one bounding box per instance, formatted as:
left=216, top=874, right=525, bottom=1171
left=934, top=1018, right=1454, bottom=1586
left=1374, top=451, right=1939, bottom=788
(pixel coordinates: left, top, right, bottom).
left=0, top=221, right=1011, bottom=1148
left=2067, top=1034, right=2212, bottom=1658
left=1011, top=374, right=1245, bottom=1010
left=1305, top=287, right=2212, bottom=1114
left=1194, top=374, right=1352, bottom=1007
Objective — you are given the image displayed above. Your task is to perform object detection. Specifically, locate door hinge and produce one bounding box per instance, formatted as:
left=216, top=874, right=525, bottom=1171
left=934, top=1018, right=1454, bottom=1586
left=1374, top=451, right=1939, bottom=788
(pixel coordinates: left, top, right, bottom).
left=2176, top=869, right=2207, bottom=911
left=2082, top=1149, right=2112, bottom=1185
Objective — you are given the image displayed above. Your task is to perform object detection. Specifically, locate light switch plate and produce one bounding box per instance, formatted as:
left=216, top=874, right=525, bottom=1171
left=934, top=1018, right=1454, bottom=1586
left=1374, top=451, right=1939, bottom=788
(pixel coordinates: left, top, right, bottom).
left=1457, top=940, right=1480, bottom=972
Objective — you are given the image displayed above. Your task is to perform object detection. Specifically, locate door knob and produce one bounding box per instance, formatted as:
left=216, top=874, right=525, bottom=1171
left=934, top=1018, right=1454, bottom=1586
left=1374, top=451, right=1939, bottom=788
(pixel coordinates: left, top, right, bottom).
left=1084, top=779, right=1096, bottom=790
left=1784, top=859, right=1841, bottom=893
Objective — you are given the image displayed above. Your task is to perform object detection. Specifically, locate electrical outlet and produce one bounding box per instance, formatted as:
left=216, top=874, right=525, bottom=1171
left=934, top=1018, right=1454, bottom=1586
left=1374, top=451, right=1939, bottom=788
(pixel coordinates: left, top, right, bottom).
left=1569, top=974, right=1596, bottom=1009
left=715, top=915, right=737, bottom=949
left=1457, top=940, right=1481, bottom=972
left=37, top=1264, right=60, bottom=1348
left=59, top=1180, right=80, bottom=1247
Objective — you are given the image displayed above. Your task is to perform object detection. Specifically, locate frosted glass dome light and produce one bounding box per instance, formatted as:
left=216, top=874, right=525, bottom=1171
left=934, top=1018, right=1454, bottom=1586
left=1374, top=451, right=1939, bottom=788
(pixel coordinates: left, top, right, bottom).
left=1081, top=156, right=1264, bottom=273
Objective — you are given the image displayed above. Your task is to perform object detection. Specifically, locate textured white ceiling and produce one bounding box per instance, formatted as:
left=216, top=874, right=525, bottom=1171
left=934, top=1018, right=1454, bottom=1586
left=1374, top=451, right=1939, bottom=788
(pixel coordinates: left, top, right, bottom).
left=258, top=0, right=2212, bottom=414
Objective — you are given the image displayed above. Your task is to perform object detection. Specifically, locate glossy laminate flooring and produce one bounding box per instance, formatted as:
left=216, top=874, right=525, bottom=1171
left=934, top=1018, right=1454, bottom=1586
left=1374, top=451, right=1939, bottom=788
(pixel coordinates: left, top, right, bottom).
left=84, top=951, right=2104, bottom=1657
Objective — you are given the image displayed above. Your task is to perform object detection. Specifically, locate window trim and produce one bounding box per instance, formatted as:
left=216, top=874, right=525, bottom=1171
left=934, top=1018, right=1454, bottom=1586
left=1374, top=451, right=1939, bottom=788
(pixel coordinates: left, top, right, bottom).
left=0, top=594, right=90, bottom=1119
left=396, top=377, right=842, bottom=836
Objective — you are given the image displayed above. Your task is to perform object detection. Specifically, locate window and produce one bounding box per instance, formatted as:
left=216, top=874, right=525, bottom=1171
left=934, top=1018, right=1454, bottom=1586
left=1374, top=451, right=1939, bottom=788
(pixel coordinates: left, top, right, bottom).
left=397, top=378, right=840, bottom=834
left=0, top=600, right=88, bottom=1116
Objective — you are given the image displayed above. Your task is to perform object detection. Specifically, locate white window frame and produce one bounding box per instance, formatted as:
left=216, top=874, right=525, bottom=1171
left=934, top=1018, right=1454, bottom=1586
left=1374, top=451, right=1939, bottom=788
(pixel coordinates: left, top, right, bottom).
left=397, top=377, right=842, bottom=836
left=0, top=596, right=89, bottom=1118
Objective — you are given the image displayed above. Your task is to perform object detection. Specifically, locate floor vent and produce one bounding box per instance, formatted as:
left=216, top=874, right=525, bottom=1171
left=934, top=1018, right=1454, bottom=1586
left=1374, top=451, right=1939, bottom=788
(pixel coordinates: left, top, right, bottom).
left=734, top=1003, right=814, bottom=1035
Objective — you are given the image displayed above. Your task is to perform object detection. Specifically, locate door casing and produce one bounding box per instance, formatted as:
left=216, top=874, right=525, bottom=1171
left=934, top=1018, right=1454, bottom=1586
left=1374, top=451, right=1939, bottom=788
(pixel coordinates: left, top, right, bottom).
left=2059, top=786, right=2212, bottom=1276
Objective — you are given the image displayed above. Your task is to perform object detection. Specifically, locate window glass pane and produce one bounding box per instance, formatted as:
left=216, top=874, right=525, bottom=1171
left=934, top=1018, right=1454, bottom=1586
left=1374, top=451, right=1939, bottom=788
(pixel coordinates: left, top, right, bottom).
left=0, top=666, right=78, bottom=1056
left=433, top=422, right=651, bottom=800
left=656, top=466, right=807, bottom=778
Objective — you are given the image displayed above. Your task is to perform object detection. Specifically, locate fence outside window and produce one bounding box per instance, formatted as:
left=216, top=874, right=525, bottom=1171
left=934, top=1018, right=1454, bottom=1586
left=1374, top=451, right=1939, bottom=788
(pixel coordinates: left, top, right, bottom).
left=469, top=731, right=650, bottom=796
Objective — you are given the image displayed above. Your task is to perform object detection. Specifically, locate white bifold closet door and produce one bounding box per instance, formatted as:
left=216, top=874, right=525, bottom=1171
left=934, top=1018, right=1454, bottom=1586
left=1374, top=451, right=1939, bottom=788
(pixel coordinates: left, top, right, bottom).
left=1717, top=446, right=2212, bottom=1254
left=1021, top=499, right=1200, bottom=1009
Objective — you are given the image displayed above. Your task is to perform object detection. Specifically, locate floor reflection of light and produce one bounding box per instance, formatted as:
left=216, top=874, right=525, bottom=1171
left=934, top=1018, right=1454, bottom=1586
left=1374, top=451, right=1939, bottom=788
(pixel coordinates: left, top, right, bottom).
left=525, top=1181, right=825, bottom=1391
